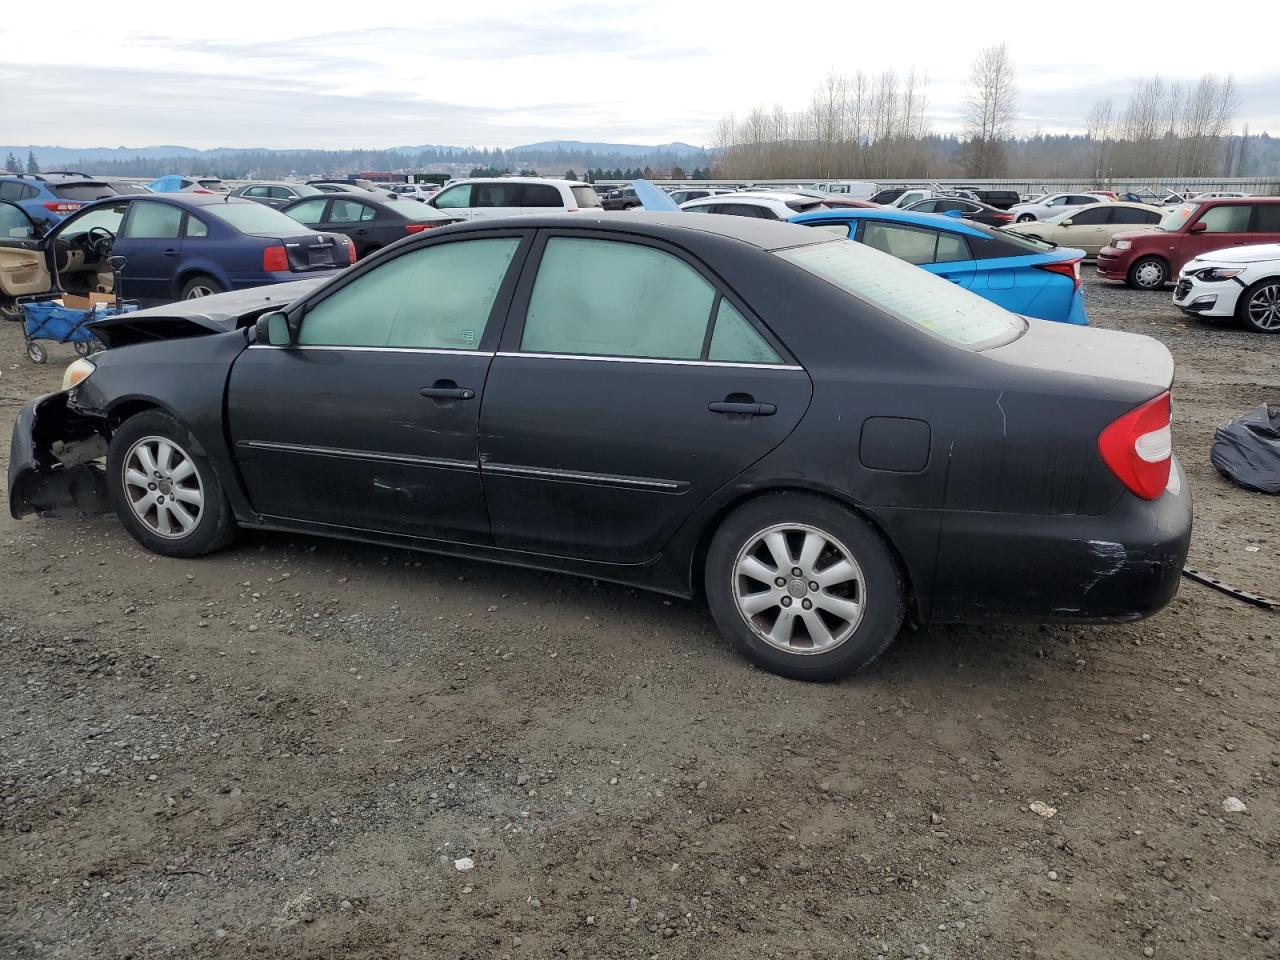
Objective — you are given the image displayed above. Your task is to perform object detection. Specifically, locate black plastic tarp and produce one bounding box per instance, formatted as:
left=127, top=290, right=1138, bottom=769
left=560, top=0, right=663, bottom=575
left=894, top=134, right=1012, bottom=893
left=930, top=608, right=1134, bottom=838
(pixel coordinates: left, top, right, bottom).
left=1211, top=404, right=1280, bottom=494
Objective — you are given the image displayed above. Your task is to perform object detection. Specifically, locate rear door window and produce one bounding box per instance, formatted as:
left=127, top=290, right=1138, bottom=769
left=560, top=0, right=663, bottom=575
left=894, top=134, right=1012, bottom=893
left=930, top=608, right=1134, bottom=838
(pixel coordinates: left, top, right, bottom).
left=521, top=184, right=562, bottom=208
left=520, top=237, right=716, bottom=360
left=860, top=221, right=942, bottom=265
left=299, top=238, right=521, bottom=349
left=1068, top=207, right=1112, bottom=225
left=1111, top=207, right=1159, bottom=225
left=120, top=201, right=183, bottom=239
left=0, top=181, right=22, bottom=201
left=571, top=185, right=602, bottom=208
left=1248, top=204, right=1280, bottom=233
left=474, top=182, right=519, bottom=208
left=707, top=299, right=781, bottom=364
left=185, top=215, right=208, bottom=238
left=0, top=201, right=36, bottom=240
left=330, top=199, right=375, bottom=222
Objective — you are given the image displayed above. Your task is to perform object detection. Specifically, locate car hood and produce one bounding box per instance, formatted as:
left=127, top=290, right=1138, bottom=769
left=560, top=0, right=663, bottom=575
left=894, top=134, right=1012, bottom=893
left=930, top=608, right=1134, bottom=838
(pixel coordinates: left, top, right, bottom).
left=89, top=279, right=326, bottom=348
left=1107, top=228, right=1164, bottom=243
left=1186, top=243, right=1280, bottom=265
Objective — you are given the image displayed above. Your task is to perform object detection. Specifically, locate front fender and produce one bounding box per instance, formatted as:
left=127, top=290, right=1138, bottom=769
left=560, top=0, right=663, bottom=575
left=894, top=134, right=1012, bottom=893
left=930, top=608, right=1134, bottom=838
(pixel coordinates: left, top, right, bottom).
left=8, top=392, right=110, bottom=518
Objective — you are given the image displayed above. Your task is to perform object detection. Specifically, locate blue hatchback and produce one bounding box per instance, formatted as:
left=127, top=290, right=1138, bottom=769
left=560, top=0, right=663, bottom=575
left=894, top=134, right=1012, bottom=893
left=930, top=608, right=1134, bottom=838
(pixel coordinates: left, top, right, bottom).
left=0, top=173, right=122, bottom=230
left=0, top=193, right=353, bottom=310
left=789, top=208, right=1088, bottom=325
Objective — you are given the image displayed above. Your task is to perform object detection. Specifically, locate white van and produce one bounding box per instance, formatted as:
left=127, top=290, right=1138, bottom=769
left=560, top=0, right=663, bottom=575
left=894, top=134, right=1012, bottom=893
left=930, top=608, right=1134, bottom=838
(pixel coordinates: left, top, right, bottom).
left=429, top=177, right=602, bottom=220
left=810, top=180, right=878, bottom=200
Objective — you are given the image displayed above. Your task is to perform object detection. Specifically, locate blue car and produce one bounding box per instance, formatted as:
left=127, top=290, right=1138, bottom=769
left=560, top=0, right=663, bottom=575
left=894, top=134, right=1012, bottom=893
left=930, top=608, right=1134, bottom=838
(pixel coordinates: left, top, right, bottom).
left=0, top=193, right=353, bottom=313
left=0, top=173, right=123, bottom=230
left=788, top=208, right=1088, bottom=325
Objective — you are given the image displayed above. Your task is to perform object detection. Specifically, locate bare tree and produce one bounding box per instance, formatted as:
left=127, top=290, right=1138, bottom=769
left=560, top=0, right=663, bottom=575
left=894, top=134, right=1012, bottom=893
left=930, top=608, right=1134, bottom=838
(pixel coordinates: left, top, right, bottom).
left=1086, top=97, right=1115, bottom=178
left=962, top=43, right=1017, bottom=176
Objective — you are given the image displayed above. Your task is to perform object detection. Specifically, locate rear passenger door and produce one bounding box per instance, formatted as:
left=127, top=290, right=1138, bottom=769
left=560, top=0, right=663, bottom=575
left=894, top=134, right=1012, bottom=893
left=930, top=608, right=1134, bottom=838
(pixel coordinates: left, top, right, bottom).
left=855, top=220, right=974, bottom=287
left=113, top=200, right=186, bottom=302
left=478, top=231, right=812, bottom=563
left=470, top=182, right=522, bottom=221
left=326, top=198, right=378, bottom=255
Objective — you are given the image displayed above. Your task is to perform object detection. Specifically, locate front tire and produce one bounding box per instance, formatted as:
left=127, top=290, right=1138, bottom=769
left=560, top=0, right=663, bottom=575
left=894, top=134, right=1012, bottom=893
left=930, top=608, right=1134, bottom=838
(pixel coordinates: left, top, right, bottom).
left=107, top=411, right=237, bottom=557
left=1128, top=256, right=1169, bottom=290
left=704, top=493, right=905, bottom=681
left=180, top=274, right=224, bottom=300
left=1236, top=278, right=1280, bottom=334
left=1, top=297, right=21, bottom=322
left=1016, top=213, right=1036, bottom=223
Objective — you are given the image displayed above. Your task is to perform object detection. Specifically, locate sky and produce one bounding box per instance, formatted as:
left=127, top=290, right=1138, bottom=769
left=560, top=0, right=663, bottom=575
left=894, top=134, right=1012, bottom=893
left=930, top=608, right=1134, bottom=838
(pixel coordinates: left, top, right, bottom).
left=2, top=0, right=1279, bottom=150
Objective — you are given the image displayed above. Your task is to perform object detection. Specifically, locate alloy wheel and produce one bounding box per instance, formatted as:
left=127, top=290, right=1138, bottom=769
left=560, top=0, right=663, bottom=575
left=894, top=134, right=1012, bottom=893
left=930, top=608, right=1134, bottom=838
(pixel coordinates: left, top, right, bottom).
left=1134, top=261, right=1166, bottom=288
left=732, top=523, right=865, bottom=655
left=185, top=284, right=215, bottom=299
left=1247, top=283, right=1280, bottom=331
left=122, top=436, right=205, bottom=539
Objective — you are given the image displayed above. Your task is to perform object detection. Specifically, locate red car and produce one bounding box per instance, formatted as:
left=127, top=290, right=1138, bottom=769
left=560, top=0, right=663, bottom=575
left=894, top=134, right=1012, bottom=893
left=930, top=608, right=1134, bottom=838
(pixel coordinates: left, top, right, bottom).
left=1098, top=197, right=1280, bottom=289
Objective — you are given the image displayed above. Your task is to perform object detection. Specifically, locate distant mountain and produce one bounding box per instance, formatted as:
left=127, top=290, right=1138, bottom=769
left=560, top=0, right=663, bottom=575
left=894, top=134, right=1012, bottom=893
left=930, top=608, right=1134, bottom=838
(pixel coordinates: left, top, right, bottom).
left=510, top=140, right=706, bottom=157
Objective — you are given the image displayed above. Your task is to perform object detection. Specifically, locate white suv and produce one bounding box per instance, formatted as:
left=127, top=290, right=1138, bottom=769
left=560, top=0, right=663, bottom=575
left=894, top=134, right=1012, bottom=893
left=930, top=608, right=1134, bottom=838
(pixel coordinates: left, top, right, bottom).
left=428, top=177, right=602, bottom=220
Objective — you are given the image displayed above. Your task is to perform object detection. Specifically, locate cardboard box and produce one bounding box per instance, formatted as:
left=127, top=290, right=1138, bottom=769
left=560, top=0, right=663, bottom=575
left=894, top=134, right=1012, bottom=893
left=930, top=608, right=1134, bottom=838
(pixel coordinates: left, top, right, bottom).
left=61, top=292, right=117, bottom=312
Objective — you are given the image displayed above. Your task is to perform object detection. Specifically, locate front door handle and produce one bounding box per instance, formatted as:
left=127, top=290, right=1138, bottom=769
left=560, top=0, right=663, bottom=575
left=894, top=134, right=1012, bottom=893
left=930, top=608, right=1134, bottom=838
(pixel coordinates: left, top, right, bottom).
left=420, top=382, right=475, bottom=401
left=709, top=400, right=776, bottom=417
left=162, top=248, right=178, bottom=257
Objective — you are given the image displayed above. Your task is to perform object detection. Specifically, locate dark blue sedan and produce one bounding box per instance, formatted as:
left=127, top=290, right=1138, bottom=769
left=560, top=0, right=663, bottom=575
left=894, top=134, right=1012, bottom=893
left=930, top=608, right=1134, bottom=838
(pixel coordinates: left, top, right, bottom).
left=0, top=193, right=353, bottom=312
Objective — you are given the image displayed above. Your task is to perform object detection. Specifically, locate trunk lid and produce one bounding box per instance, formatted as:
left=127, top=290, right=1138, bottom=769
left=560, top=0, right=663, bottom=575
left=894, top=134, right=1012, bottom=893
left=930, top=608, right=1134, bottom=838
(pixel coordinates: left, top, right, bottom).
left=988, top=318, right=1173, bottom=395
left=262, top=230, right=342, bottom=272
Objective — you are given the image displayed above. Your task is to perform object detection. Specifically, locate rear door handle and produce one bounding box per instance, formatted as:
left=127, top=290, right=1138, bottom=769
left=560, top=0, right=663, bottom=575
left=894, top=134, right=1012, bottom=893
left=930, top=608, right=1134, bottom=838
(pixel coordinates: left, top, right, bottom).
left=162, top=248, right=178, bottom=257
left=709, top=401, right=776, bottom=416
left=420, top=385, right=475, bottom=400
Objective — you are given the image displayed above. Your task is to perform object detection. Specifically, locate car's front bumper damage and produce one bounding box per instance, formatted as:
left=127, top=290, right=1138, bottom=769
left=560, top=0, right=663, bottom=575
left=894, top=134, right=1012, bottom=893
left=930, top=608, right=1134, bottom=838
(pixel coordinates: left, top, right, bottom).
left=8, top=392, right=111, bottom=519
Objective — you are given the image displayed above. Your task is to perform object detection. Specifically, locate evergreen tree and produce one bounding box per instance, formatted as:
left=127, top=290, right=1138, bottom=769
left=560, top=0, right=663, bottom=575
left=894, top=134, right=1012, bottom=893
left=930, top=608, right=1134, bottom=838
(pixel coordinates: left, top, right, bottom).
left=564, top=169, right=577, bottom=181
left=670, top=165, right=686, bottom=179
left=25, top=150, right=39, bottom=174
left=4, top=152, right=20, bottom=173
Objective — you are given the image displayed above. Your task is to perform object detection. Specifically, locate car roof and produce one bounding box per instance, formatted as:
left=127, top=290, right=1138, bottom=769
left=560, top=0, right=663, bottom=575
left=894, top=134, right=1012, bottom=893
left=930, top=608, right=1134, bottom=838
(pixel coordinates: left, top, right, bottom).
left=685, top=192, right=806, bottom=204
left=789, top=207, right=992, bottom=238
left=440, top=211, right=831, bottom=252
left=72, top=194, right=261, bottom=213
left=451, top=176, right=588, bottom=187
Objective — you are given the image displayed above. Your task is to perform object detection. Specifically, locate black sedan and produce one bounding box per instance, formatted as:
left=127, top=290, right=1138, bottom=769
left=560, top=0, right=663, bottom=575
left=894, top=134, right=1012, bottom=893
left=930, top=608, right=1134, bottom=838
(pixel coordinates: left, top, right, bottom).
left=280, top=194, right=461, bottom=259
left=7, top=214, right=1191, bottom=681
left=902, top=196, right=1014, bottom=227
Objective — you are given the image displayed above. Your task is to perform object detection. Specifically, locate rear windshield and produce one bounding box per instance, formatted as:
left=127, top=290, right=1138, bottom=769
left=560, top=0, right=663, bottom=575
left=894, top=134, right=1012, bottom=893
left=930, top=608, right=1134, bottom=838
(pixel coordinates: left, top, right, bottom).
left=1159, top=202, right=1199, bottom=231
left=52, top=182, right=117, bottom=201
left=198, top=179, right=226, bottom=189
left=787, top=200, right=829, bottom=212
left=572, top=186, right=602, bottom=208
left=207, top=202, right=307, bottom=233
left=776, top=239, right=1024, bottom=349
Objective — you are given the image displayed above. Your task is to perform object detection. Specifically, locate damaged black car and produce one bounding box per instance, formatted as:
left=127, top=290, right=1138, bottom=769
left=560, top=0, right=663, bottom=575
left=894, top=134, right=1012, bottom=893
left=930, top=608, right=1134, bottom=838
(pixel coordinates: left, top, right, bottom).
left=8, top=214, right=1192, bottom=681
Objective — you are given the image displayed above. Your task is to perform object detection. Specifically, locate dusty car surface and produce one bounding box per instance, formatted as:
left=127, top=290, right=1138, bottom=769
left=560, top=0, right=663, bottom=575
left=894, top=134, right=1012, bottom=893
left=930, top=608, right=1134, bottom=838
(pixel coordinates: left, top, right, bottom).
left=8, top=213, right=1191, bottom=681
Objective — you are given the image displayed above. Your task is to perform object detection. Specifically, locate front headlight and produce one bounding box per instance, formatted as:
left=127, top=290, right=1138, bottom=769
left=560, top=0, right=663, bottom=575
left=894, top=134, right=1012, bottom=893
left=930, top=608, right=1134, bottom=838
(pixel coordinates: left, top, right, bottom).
left=1113, top=239, right=1132, bottom=250
left=62, top=358, right=96, bottom=391
left=1197, top=267, right=1243, bottom=282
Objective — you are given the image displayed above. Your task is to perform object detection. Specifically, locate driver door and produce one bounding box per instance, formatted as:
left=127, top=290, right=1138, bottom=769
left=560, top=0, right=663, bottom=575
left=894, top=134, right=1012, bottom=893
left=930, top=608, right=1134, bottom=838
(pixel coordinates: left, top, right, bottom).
left=0, top=200, right=51, bottom=300
left=42, top=202, right=128, bottom=297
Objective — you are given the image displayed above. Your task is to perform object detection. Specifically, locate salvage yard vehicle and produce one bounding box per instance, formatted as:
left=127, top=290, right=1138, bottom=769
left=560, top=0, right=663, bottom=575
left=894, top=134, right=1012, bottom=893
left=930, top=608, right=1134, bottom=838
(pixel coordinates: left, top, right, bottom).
left=789, top=208, right=1088, bottom=325
left=902, top=196, right=1013, bottom=227
left=1173, top=242, right=1280, bottom=333
left=230, top=181, right=326, bottom=209
left=680, top=192, right=830, bottom=219
left=8, top=213, right=1190, bottom=681
left=0, top=173, right=125, bottom=228
left=429, top=177, right=602, bottom=219
left=147, top=176, right=231, bottom=194
left=0, top=194, right=353, bottom=310
left=1002, top=201, right=1164, bottom=257
left=1097, top=197, right=1280, bottom=290
left=1007, top=192, right=1109, bottom=223
left=281, top=193, right=461, bottom=258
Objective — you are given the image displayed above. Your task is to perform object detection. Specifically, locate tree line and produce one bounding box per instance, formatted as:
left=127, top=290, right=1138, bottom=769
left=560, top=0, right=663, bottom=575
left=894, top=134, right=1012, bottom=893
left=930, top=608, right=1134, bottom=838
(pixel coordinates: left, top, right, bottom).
left=712, top=48, right=1254, bottom=180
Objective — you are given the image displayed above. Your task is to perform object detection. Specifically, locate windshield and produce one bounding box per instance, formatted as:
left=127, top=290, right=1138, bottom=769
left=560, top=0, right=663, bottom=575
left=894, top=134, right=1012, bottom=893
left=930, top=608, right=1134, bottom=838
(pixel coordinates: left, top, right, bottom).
left=776, top=240, right=1024, bottom=349
left=1158, top=202, right=1200, bottom=231
left=207, top=202, right=309, bottom=233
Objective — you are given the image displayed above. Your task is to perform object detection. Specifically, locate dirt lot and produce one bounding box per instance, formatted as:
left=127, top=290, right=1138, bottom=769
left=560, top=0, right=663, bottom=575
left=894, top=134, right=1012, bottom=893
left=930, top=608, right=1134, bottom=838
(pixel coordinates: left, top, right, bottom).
left=1, top=271, right=1277, bottom=960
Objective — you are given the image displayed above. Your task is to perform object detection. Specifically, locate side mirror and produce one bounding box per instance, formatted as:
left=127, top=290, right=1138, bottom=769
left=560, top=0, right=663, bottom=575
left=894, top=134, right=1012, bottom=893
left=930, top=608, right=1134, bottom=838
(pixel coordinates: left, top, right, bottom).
left=1062, top=219, right=1074, bottom=227
left=1189, top=221, right=1207, bottom=234
left=255, top=310, right=294, bottom=346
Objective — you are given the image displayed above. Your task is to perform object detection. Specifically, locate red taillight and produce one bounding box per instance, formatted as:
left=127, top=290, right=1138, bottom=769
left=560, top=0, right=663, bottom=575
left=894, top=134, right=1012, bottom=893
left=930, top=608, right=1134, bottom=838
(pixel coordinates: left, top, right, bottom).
left=565, top=208, right=580, bottom=212
left=192, top=188, right=213, bottom=194
left=1098, top=391, right=1172, bottom=501
left=404, top=223, right=436, bottom=234
left=993, top=212, right=1013, bottom=222
left=1035, top=258, right=1082, bottom=290
left=43, top=201, right=82, bottom=214
left=346, top=241, right=356, bottom=264
left=262, top=244, right=289, bottom=272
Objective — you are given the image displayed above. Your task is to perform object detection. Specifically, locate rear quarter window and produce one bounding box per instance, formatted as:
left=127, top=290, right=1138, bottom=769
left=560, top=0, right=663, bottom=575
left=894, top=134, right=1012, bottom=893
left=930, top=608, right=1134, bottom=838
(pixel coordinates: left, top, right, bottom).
left=776, top=240, right=1024, bottom=349
left=572, top=186, right=602, bottom=208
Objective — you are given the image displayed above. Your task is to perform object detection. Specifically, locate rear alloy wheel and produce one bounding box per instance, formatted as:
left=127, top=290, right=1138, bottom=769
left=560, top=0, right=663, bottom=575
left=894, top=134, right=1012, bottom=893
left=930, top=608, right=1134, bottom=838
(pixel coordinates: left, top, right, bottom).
left=180, top=274, right=223, bottom=300
left=705, top=493, right=904, bottom=681
left=1016, top=213, right=1036, bottom=223
left=1, top=297, right=21, bottom=322
left=107, top=411, right=237, bottom=557
left=1128, top=256, right=1169, bottom=290
left=1238, top=279, right=1280, bottom=334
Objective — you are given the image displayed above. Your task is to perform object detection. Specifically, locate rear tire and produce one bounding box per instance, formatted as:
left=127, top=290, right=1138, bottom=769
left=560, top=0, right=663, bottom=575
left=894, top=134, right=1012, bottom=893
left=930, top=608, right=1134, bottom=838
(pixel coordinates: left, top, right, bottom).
left=704, top=493, right=905, bottom=681
left=1236, top=278, right=1280, bottom=334
left=1016, top=213, right=1036, bottom=223
left=1128, top=256, right=1169, bottom=290
left=180, top=274, right=224, bottom=300
left=1, top=297, right=20, bottom=322
left=107, top=411, right=238, bottom=558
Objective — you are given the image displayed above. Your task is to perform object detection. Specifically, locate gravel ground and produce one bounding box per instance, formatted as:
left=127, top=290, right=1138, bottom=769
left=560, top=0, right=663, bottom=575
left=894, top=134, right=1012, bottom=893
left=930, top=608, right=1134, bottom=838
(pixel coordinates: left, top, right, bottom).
left=1, top=271, right=1277, bottom=960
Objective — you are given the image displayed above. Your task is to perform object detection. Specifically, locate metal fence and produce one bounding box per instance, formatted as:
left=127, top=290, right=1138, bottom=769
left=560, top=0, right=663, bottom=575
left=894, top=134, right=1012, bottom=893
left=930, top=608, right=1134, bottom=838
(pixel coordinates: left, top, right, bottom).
left=593, top=177, right=1280, bottom=196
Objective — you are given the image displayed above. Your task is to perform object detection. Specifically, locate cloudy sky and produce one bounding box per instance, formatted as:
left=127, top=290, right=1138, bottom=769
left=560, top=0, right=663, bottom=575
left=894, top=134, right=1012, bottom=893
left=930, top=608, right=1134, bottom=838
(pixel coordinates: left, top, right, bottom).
left=1, top=0, right=1277, bottom=150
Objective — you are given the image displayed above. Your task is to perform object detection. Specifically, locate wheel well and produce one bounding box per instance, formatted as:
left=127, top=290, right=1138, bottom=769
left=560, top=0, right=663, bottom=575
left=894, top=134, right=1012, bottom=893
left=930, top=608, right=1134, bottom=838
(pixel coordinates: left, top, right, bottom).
left=107, top=399, right=162, bottom=435
left=687, top=486, right=921, bottom=621
left=1130, top=254, right=1170, bottom=274
left=174, top=270, right=218, bottom=297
